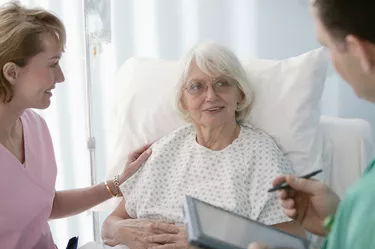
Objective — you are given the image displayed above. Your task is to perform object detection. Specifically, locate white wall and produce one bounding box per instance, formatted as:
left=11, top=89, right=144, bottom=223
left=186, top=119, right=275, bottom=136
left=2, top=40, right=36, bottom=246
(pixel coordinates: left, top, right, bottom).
left=109, top=0, right=375, bottom=140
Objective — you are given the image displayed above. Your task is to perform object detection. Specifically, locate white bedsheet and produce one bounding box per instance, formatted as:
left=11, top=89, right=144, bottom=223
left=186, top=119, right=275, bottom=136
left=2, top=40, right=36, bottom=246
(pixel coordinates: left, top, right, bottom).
left=320, top=116, right=374, bottom=198
left=79, top=242, right=127, bottom=249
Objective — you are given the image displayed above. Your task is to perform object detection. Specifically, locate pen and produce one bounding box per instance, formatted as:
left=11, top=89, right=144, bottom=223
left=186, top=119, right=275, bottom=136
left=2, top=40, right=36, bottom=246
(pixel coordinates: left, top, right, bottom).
left=267, top=169, right=323, bottom=192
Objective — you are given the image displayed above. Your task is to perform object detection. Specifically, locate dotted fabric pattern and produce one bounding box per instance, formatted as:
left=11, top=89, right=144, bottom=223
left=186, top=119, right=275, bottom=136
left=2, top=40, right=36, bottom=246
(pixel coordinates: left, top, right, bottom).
left=120, top=123, right=294, bottom=226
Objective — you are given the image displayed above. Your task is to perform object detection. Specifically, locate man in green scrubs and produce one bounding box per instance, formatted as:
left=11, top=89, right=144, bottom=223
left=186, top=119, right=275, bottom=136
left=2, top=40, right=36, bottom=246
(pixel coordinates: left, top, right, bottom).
left=250, top=0, right=375, bottom=248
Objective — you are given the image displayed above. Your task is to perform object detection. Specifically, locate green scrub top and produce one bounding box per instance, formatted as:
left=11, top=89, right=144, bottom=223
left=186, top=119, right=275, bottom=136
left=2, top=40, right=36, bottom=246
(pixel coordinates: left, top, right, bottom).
left=322, top=157, right=375, bottom=249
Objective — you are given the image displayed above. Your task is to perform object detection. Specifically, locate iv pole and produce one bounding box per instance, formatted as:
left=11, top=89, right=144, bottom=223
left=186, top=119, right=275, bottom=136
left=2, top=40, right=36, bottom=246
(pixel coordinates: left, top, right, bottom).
left=83, top=0, right=100, bottom=242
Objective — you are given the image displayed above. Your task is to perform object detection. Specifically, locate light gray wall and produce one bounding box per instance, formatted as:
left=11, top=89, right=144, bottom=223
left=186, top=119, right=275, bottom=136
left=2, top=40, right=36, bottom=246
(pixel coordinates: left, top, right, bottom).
left=251, top=0, right=375, bottom=135
left=110, top=0, right=375, bottom=141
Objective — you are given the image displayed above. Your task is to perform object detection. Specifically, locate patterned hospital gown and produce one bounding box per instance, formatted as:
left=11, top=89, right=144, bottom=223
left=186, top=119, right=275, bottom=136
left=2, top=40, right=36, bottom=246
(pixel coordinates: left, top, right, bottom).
left=120, top=122, right=294, bottom=226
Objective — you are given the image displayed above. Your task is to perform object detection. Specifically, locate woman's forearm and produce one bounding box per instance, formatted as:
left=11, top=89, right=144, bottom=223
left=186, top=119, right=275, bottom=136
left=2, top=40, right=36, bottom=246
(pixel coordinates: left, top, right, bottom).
left=49, top=143, right=152, bottom=220
left=49, top=181, right=117, bottom=219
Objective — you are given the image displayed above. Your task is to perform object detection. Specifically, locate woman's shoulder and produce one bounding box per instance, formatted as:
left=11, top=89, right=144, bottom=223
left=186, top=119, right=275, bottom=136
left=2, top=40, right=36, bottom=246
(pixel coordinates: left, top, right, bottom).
left=22, top=109, right=47, bottom=125
left=152, top=124, right=195, bottom=148
left=240, top=121, right=277, bottom=143
left=21, top=109, right=50, bottom=133
left=240, top=122, right=293, bottom=173
left=239, top=121, right=287, bottom=159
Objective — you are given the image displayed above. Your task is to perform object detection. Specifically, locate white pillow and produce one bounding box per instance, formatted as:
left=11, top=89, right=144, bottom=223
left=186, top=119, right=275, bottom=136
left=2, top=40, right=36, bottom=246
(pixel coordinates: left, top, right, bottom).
left=108, top=48, right=328, bottom=178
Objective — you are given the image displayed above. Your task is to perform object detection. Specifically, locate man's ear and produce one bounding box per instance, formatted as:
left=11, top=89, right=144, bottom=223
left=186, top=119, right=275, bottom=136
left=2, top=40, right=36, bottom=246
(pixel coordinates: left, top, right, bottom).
left=2, top=62, right=20, bottom=84
left=346, top=35, right=375, bottom=73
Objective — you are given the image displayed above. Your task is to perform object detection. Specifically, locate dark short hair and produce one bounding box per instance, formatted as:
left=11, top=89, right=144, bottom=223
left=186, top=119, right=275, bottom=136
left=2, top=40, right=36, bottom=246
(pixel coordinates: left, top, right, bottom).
left=313, top=0, right=375, bottom=44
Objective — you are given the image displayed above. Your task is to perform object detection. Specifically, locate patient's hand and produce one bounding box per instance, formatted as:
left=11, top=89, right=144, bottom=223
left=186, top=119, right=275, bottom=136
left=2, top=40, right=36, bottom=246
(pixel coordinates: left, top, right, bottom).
left=115, top=219, right=180, bottom=249
left=144, top=225, right=196, bottom=249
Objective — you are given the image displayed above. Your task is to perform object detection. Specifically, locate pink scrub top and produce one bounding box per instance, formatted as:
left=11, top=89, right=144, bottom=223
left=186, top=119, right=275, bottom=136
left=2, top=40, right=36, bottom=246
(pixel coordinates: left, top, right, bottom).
left=0, top=109, right=57, bottom=249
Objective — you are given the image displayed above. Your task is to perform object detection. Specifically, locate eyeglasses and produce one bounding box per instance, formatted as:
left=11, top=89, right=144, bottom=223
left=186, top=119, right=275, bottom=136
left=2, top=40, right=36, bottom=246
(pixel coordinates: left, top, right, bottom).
left=184, top=80, right=235, bottom=96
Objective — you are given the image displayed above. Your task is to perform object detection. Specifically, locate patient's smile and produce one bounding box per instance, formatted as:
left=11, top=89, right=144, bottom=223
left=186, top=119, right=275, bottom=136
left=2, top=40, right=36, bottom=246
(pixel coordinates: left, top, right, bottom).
left=204, top=107, right=224, bottom=114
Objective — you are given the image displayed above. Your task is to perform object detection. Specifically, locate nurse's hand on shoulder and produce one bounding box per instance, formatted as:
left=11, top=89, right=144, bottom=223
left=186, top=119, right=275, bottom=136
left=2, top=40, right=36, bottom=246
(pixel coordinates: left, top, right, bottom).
left=118, top=143, right=153, bottom=184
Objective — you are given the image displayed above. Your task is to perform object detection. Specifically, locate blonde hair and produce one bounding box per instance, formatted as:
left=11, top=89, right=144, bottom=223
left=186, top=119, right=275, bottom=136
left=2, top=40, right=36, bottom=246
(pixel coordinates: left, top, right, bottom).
left=176, top=42, right=253, bottom=123
left=0, top=1, right=66, bottom=103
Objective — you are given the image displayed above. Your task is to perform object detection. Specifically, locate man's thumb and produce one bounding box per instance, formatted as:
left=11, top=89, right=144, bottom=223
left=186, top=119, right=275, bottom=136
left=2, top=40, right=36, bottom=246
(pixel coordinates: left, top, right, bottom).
left=286, top=176, right=320, bottom=195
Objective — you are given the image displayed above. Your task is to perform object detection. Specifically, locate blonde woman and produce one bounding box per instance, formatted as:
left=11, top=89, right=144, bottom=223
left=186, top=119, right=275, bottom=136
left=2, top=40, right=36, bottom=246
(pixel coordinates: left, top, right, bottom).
left=0, top=3, right=151, bottom=248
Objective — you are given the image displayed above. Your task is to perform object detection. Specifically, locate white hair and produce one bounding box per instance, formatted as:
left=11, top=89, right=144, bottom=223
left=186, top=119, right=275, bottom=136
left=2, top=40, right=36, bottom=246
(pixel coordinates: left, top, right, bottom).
left=176, top=42, right=253, bottom=123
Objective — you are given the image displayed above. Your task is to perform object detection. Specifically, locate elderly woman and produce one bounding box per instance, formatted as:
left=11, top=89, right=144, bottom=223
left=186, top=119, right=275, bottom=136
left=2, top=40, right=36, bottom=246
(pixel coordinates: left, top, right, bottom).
left=101, top=42, right=304, bottom=249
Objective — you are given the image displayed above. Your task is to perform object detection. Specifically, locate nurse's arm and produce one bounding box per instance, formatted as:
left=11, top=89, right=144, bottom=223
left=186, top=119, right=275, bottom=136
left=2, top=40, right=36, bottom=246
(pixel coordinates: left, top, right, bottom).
left=49, top=143, right=152, bottom=219
left=49, top=181, right=116, bottom=219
